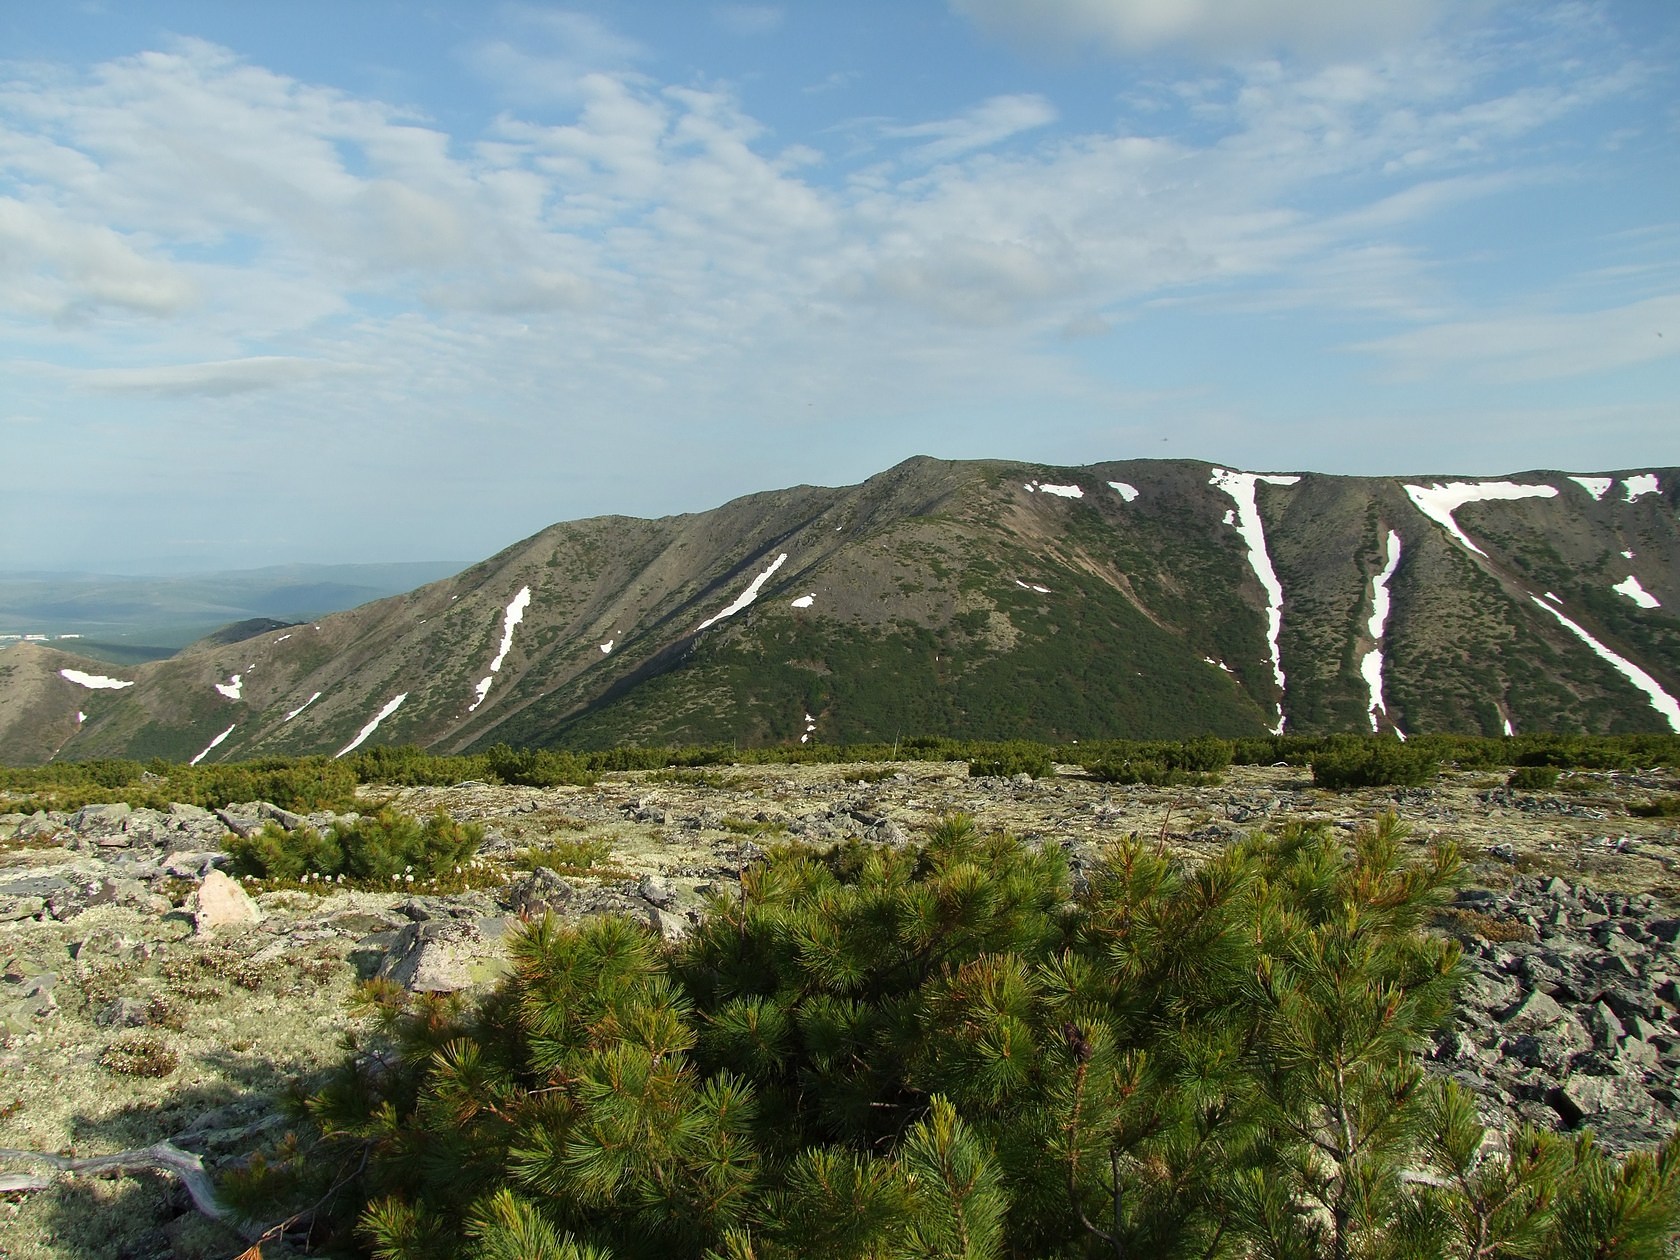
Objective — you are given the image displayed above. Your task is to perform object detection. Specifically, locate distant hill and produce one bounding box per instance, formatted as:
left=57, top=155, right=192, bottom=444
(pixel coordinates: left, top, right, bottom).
left=3, top=457, right=1676, bottom=765
left=0, top=561, right=471, bottom=660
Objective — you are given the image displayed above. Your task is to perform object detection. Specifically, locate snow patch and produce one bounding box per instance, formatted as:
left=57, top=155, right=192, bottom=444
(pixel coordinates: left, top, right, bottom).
left=283, top=691, right=322, bottom=722
left=1531, top=598, right=1680, bottom=731
left=1108, top=481, right=1140, bottom=503
left=1015, top=579, right=1051, bottom=593
left=1222, top=509, right=1235, bottom=526
left=600, top=640, right=614, bottom=654
left=214, top=673, right=243, bottom=701
left=697, top=553, right=787, bottom=631
left=1025, top=481, right=1083, bottom=498
left=1361, top=530, right=1404, bottom=735
left=1569, top=476, right=1612, bottom=500
left=1403, top=481, right=1557, bottom=557
left=76, top=711, right=85, bottom=723
left=1622, top=550, right=1635, bottom=560
left=1209, top=469, right=1300, bottom=734
left=336, top=694, right=408, bottom=758
left=1624, top=473, right=1660, bottom=501
left=274, top=634, right=291, bottom=643
left=468, top=586, right=532, bottom=712
left=59, top=669, right=133, bottom=690
left=790, top=594, right=815, bottom=609
left=1503, top=715, right=1515, bottom=737
left=190, top=725, right=236, bottom=767
left=1202, top=657, right=1233, bottom=673
left=1614, top=575, right=1660, bottom=609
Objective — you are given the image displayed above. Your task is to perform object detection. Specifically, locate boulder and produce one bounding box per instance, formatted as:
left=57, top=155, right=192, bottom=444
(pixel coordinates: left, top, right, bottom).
left=192, top=870, right=262, bottom=935
left=1500, top=988, right=1566, bottom=1030
left=377, top=921, right=508, bottom=993
left=509, top=867, right=575, bottom=918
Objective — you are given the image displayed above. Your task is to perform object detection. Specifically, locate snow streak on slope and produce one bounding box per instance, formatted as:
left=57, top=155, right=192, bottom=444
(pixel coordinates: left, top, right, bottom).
left=215, top=673, right=243, bottom=700
left=1024, top=482, right=1083, bottom=498
left=1359, top=530, right=1404, bottom=736
left=1614, top=576, right=1660, bottom=609
left=469, top=586, right=532, bottom=712
left=1403, top=481, right=1558, bottom=557
left=284, top=691, right=322, bottom=722
left=1209, top=469, right=1300, bottom=734
left=1529, top=599, right=1680, bottom=732
left=336, top=694, right=408, bottom=758
left=1624, top=474, right=1660, bottom=501
left=697, top=553, right=787, bottom=631
left=1569, top=476, right=1612, bottom=500
left=60, top=669, right=134, bottom=690
left=189, top=725, right=236, bottom=767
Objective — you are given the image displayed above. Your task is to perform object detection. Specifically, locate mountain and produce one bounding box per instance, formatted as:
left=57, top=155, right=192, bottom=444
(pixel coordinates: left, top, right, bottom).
left=3, top=457, right=1676, bottom=765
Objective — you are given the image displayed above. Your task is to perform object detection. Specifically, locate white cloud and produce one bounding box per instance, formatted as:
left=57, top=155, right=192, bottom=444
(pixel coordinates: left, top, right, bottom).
left=950, top=0, right=1462, bottom=59
left=0, top=196, right=196, bottom=320
left=464, top=9, right=644, bottom=106
left=1354, top=294, right=1680, bottom=382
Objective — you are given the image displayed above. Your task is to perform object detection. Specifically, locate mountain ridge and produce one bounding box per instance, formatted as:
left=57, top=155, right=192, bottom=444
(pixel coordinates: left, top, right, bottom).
left=4, top=456, right=1676, bottom=765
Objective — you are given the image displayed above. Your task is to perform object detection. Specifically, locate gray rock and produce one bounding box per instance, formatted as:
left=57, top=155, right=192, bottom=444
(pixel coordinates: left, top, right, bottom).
left=377, top=921, right=507, bottom=993
left=71, top=802, right=132, bottom=832
left=1501, top=988, right=1566, bottom=1030
left=256, top=802, right=307, bottom=831
left=639, top=873, right=676, bottom=908
left=94, top=996, right=151, bottom=1028
left=1553, top=1073, right=1658, bottom=1126
left=509, top=867, right=575, bottom=918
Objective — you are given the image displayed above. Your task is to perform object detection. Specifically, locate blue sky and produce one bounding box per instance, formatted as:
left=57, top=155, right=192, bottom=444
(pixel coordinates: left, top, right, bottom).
left=2, top=1, right=1676, bottom=573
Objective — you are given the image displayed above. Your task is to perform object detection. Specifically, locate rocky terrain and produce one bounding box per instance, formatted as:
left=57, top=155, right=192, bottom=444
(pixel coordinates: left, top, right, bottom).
left=5, top=458, right=1677, bottom=766
left=2, top=761, right=1679, bottom=1258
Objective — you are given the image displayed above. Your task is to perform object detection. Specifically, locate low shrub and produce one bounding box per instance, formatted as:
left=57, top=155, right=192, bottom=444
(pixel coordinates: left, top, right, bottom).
left=966, top=742, right=1054, bottom=778
left=1630, top=795, right=1680, bottom=819
left=1311, top=739, right=1439, bottom=790
left=224, top=807, right=483, bottom=883
left=483, top=744, right=598, bottom=788
left=1507, top=765, right=1560, bottom=791
left=99, top=1033, right=177, bottom=1078
left=1083, top=757, right=1218, bottom=787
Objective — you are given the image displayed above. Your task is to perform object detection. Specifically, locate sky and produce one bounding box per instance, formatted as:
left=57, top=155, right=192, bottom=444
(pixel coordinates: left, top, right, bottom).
left=1, top=0, right=1676, bottom=574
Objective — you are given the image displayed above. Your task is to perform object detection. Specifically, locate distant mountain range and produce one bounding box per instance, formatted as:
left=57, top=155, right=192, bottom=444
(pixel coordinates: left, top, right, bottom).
left=2, top=457, right=1675, bottom=765
left=0, top=561, right=471, bottom=661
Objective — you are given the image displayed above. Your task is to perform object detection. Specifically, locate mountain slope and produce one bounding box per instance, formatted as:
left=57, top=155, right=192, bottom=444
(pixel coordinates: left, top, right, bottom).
left=6, top=457, right=1677, bottom=764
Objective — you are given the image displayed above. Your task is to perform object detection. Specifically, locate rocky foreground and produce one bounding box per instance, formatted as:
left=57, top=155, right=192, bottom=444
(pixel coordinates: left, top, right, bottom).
left=2, top=761, right=1679, bottom=1259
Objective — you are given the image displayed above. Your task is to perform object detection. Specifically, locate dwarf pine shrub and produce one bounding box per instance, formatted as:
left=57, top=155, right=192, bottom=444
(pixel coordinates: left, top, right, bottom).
left=222, top=814, right=1680, bottom=1258
left=1311, top=737, right=1440, bottom=790
left=223, top=806, right=482, bottom=883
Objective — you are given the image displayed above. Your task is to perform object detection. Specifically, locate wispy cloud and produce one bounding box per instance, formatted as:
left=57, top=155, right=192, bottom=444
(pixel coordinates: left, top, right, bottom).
left=66, top=356, right=353, bottom=396
left=950, top=0, right=1463, bottom=59
left=713, top=5, right=784, bottom=37
left=1354, top=294, right=1680, bottom=382
left=882, top=93, right=1058, bottom=163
